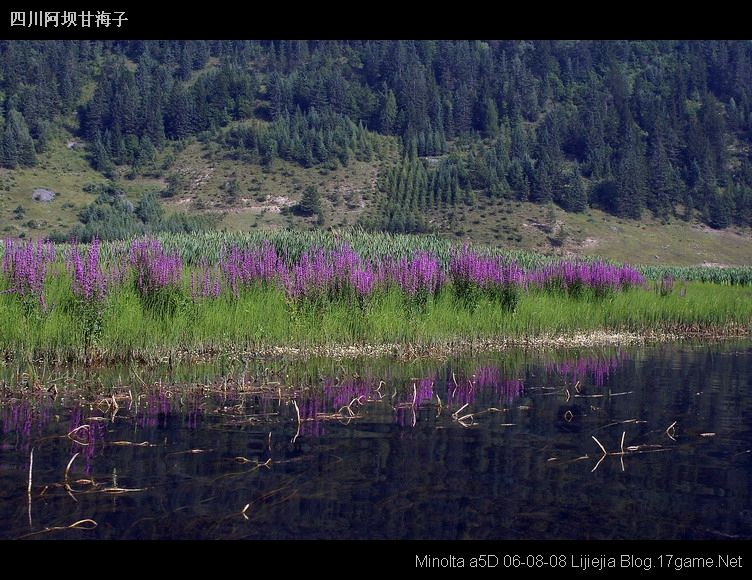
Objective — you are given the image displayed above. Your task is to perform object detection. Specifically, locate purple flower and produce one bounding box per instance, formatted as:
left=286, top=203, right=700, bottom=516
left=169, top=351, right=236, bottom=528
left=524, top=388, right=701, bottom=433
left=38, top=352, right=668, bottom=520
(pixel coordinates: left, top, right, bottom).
left=68, top=238, right=107, bottom=303
left=2, top=238, right=55, bottom=309
left=129, top=237, right=183, bottom=295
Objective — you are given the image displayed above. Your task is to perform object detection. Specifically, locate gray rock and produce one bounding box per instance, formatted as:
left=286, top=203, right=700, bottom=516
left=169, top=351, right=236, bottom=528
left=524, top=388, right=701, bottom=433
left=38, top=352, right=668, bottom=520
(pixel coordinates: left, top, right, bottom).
left=32, top=188, right=56, bottom=202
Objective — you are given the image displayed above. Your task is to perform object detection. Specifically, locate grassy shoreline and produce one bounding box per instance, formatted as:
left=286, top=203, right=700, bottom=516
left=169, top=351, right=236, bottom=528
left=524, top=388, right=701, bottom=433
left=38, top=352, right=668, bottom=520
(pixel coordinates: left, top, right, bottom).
left=2, top=232, right=750, bottom=365
left=1, top=278, right=750, bottom=364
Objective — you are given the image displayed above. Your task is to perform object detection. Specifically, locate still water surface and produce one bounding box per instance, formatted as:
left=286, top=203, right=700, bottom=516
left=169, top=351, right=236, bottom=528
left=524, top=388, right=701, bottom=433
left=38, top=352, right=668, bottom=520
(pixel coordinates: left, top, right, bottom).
left=1, top=342, right=750, bottom=539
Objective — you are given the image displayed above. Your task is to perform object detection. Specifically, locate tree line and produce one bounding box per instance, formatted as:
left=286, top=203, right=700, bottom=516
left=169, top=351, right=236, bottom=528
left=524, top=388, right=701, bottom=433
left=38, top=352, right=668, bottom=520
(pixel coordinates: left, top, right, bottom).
left=2, top=40, right=752, bottom=230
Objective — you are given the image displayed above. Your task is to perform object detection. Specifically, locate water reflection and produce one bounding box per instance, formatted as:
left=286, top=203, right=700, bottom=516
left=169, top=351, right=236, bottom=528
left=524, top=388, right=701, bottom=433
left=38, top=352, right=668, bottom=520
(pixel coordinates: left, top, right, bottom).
left=545, top=351, right=627, bottom=387
left=0, top=342, right=750, bottom=539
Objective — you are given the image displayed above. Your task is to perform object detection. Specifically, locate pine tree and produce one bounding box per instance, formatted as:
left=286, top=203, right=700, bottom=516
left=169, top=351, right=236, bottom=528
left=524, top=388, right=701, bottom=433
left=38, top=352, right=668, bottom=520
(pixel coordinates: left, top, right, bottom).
left=379, top=89, right=397, bottom=135
left=533, top=159, right=554, bottom=203
left=166, top=84, right=195, bottom=139
left=510, top=117, right=527, bottom=160
left=135, top=192, right=165, bottom=224
left=733, top=183, right=752, bottom=226
left=480, top=97, right=499, bottom=137
left=7, top=111, right=36, bottom=167
left=564, top=165, right=588, bottom=212
left=707, top=190, right=731, bottom=229
left=0, top=123, right=18, bottom=168
left=607, top=119, right=647, bottom=219
left=92, top=135, right=114, bottom=176
left=297, top=185, right=323, bottom=217
left=615, top=145, right=647, bottom=219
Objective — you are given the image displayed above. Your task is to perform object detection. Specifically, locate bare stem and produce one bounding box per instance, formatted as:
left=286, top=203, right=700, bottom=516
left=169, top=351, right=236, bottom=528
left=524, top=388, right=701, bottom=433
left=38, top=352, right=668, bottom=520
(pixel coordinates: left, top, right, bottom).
left=591, top=435, right=608, bottom=456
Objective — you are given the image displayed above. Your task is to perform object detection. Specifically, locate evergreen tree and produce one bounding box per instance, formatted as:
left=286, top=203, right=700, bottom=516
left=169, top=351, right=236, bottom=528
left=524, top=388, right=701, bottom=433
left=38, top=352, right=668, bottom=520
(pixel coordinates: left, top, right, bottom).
left=4, top=40, right=752, bottom=232
left=608, top=119, right=647, bottom=219
left=296, top=185, right=323, bottom=216
left=614, top=146, right=647, bottom=219
left=533, top=159, right=554, bottom=203
left=648, top=133, right=680, bottom=217
left=707, top=189, right=732, bottom=229
left=135, top=192, right=165, bottom=224
left=0, top=123, right=19, bottom=168
left=479, top=97, right=499, bottom=137
left=562, top=165, right=588, bottom=212
left=6, top=110, right=36, bottom=167
left=91, top=135, right=114, bottom=176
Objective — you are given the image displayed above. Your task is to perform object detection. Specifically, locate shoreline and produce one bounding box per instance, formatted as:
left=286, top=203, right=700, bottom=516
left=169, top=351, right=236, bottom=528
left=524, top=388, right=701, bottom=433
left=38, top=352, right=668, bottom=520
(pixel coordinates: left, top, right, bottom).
left=3, top=234, right=751, bottom=367
left=4, top=325, right=749, bottom=366
left=246, top=327, right=751, bottom=361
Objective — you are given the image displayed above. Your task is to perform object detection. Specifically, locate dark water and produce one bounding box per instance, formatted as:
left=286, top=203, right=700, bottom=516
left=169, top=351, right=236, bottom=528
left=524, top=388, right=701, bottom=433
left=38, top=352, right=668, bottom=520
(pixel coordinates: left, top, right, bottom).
left=1, top=342, right=751, bottom=540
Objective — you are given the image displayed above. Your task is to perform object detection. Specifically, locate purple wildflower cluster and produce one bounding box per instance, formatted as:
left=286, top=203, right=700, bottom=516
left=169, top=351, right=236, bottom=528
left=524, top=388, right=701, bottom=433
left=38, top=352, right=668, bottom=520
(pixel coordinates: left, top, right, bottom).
left=526, top=260, right=646, bottom=295
left=129, top=238, right=183, bottom=295
left=450, top=245, right=525, bottom=290
left=449, top=245, right=525, bottom=308
left=1, top=238, right=55, bottom=307
left=190, top=263, right=221, bottom=300
left=106, top=258, right=129, bottom=289
left=388, top=252, right=444, bottom=297
left=219, top=241, right=284, bottom=297
left=234, top=244, right=639, bottom=311
left=68, top=238, right=107, bottom=302
left=1, top=236, right=649, bottom=317
left=217, top=243, right=444, bottom=304
left=282, top=246, right=372, bottom=302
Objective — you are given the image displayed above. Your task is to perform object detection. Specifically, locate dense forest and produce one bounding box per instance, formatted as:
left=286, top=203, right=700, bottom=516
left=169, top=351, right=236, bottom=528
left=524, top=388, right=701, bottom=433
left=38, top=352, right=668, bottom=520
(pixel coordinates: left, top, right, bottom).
left=2, top=39, right=752, bottom=236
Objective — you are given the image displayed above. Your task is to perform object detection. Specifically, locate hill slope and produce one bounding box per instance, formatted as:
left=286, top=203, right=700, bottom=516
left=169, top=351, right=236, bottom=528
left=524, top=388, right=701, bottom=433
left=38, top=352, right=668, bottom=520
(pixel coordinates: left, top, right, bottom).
left=1, top=40, right=752, bottom=265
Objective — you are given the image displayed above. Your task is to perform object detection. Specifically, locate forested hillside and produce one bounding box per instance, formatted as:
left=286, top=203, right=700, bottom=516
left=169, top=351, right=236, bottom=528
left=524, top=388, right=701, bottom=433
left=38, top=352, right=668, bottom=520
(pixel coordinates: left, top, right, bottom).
left=2, top=40, right=752, bottom=252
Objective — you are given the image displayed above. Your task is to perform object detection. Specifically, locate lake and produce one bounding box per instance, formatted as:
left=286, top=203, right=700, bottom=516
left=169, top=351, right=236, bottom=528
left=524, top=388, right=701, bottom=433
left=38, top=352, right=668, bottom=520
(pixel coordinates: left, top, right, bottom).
left=1, top=341, right=750, bottom=539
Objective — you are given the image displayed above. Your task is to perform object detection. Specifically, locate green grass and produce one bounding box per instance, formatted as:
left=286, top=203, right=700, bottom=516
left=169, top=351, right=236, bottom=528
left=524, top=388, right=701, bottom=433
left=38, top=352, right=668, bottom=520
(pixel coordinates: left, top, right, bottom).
left=57, top=229, right=752, bottom=284
left=419, top=199, right=752, bottom=266
left=155, top=132, right=396, bottom=232
left=1, top=269, right=749, bottom=364
left=0, top=136, right=106, bottom=239
left=5, top=126, right=751, bottom=268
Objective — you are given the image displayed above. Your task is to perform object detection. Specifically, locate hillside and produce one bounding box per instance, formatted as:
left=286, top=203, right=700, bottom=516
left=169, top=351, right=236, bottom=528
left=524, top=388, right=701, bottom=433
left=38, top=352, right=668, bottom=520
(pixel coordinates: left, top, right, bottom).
left=1, top=40, right=752, bottom=265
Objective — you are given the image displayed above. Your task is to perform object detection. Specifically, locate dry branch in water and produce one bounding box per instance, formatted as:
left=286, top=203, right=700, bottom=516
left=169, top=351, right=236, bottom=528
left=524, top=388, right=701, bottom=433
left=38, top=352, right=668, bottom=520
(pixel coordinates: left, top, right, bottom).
left=67, top=424, right=91, bottom=445
left=16, top=519, right=97, bottom=539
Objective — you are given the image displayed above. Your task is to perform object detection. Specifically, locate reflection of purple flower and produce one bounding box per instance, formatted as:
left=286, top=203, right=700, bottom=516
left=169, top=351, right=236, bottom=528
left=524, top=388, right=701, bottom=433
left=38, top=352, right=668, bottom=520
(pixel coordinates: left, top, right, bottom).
left=414, top=378, right=435, bottom=406
left=545, top=352, right=626, bottom=387
left=290, top=366, right=528, bottom=439
left=1, top=399, right=53, bottom=450
left=450, top=368, right=524, bottom=407
left=68, top=408, right=107, bottom=474
left=136, top=389, right=203, bottom=430
left=136, top=390, right=172, bottom=429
